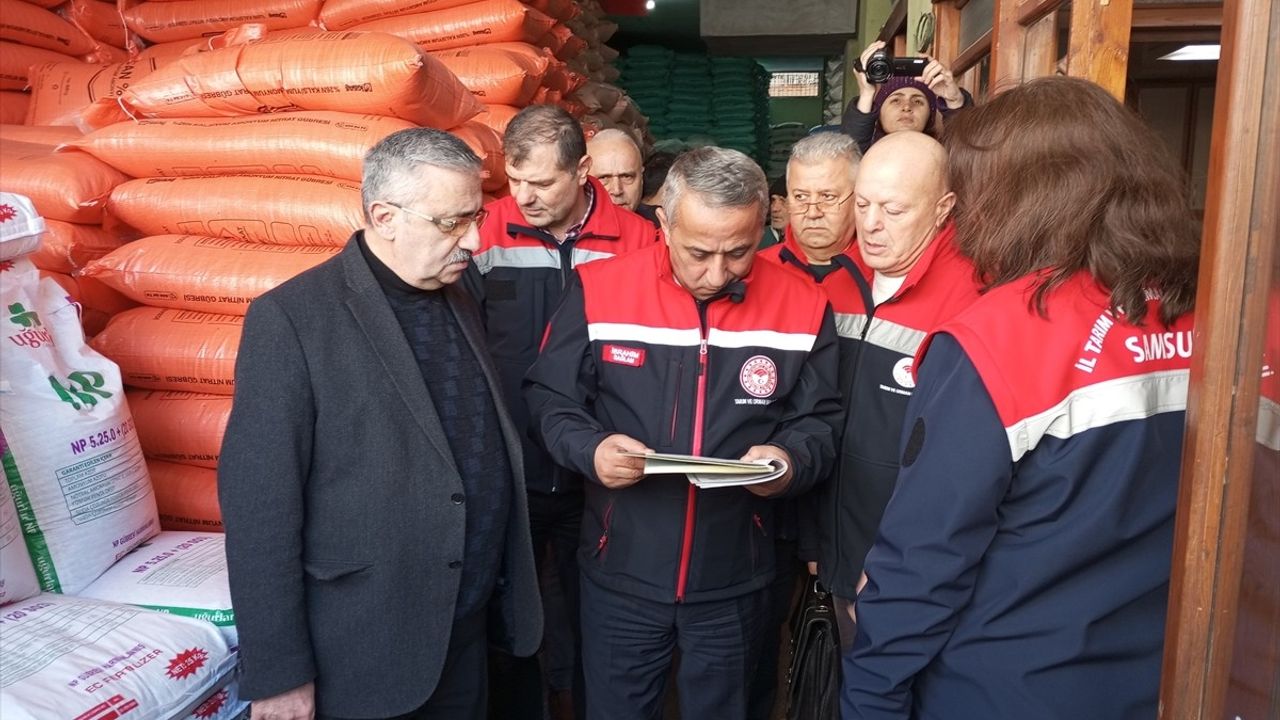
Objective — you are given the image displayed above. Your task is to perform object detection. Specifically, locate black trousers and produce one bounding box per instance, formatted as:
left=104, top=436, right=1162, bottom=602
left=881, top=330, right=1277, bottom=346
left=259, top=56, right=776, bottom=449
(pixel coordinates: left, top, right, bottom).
left=488, top=489, right=584, bottom=720
left=747, top=538, right=802, bottom=720
left=579, top=574, right=769, bottom=720
left=322, top=610, right=488, bottom=720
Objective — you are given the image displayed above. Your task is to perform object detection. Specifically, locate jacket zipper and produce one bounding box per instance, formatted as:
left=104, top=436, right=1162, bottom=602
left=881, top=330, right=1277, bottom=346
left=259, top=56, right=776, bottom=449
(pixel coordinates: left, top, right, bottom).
left=831, top=264, right=878, bottom=583
left=550, top=235, right=580, bottom=493
left=676, top=301, right=711, bottom=602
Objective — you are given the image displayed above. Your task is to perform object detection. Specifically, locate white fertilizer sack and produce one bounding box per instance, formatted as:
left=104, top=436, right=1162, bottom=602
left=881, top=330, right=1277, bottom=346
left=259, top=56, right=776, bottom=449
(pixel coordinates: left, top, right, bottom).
left=0, top=193, right=45, bottom=261
left=0, top=441, right=40, bottom=607
left=0, top=257, right=159, bottom=594
left=184, top=673, right=249, bottom=720
left=78, top=531, right=237, bottom=648
left=0, top=593, right=235, bottom=720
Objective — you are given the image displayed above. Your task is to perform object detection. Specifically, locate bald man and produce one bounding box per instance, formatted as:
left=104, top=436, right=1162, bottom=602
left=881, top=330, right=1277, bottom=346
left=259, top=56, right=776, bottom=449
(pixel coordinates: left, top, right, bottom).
left=808, top=132, right=983, bottom=649
left=586, top=129, right=644, bottom=211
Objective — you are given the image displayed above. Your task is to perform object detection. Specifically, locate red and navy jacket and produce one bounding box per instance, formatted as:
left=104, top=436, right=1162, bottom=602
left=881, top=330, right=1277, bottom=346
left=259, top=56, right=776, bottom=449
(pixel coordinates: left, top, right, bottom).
left=843, top=272, right=1195, bottom=720
left=774, top=223, right=981, bottom=598
left=464, top=175, right=659, bottom=494
left=523, top=242, right=842, bottom=603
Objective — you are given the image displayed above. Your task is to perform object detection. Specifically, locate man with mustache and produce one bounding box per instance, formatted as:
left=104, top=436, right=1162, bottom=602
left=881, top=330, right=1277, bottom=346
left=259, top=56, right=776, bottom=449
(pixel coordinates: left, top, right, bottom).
left=468, top=104, right=659, bottom=718
left=219, top=128, right=542, bottom=720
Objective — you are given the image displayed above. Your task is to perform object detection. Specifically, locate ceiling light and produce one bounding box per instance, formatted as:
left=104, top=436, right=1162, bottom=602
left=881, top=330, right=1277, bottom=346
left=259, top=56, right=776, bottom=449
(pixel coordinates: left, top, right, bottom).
left=645, top=0, right=655, bottom=9
left=1158, top=44, right=1220, bottom=61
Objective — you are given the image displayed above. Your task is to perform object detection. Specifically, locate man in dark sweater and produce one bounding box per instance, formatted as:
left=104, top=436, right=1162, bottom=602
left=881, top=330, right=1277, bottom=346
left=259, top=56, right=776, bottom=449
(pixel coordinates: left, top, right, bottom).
left=219, top=128, right=541, bottom=720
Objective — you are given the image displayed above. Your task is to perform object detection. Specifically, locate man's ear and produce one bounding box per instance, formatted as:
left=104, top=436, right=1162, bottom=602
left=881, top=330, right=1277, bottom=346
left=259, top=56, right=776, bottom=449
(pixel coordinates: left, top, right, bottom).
left=368, top=201, right=398, bottom=240
left=656, top=205, right=673, bottom=245
left=935, top=191, right=957, bottom=227
left=577, top=154, right=592, bottom=186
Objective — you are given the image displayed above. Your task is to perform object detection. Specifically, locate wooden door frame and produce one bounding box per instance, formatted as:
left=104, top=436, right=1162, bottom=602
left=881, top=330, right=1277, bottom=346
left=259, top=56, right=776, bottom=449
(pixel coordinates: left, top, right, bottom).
left=1160, top=0, right=1279, bottom=715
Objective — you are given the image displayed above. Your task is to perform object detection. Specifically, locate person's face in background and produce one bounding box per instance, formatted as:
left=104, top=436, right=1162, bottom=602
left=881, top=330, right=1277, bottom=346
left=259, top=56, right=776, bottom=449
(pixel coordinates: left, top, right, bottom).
left=506, top=143, right=589, bottom=230
left=769, top=193, right=788, bottom=231
left=880, top=87, right=931, bottom=134
left=787, top=156, right=859, bottom=262
left=588, top=135, right=644, bottom=210
left=854, top=134, right=955, bottom=277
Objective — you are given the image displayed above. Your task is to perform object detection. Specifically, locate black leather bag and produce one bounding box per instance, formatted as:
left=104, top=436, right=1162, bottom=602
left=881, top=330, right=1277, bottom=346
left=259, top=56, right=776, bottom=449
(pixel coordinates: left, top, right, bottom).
left=785, top=575, right=841, bottom=720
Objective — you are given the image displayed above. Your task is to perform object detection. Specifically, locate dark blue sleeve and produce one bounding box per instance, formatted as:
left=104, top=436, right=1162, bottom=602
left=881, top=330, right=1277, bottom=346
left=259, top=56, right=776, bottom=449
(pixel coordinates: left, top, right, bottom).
left=522, top=274, right=610, bottom=483
left=841, top=333, right=1012, bottom=720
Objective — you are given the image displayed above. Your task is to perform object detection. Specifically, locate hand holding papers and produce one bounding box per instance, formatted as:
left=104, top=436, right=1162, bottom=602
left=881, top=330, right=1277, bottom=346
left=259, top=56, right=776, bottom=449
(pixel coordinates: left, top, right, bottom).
left=621, top=452, right=790, bottom=489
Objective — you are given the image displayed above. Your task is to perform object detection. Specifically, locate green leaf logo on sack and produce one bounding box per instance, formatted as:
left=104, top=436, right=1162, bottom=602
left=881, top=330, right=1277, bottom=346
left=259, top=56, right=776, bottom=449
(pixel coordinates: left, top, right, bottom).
left=9, top=302, right=40, bottom=328
left=48, top=371, right=114, bottom=410
left=7, top=302, right=54, bottom=349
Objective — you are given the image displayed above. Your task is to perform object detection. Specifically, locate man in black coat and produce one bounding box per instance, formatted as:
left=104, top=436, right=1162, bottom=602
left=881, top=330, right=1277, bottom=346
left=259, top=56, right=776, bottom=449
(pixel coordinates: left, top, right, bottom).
left=218, top=128, right=542, bottom=720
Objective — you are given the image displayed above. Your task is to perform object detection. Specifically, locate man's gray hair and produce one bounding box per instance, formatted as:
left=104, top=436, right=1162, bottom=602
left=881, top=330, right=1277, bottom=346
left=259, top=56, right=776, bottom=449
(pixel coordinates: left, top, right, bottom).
left=362, top=128, right=481, bottom=223
left=588, top=127, right=642, bottom=155
left=662, top=146, right=768, bottom=226
left=787, top=131, right=861, bottom=181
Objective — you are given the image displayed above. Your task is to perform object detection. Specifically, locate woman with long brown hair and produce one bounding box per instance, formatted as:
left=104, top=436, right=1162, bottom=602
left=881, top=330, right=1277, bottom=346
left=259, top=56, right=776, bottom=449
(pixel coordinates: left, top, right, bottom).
left=841, top=76, right=1200, bottom=719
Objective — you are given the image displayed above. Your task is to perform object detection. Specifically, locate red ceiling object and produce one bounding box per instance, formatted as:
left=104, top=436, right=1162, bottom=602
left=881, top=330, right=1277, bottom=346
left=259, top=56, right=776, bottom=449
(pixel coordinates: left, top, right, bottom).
left=600, top=0, right=648, bottom=16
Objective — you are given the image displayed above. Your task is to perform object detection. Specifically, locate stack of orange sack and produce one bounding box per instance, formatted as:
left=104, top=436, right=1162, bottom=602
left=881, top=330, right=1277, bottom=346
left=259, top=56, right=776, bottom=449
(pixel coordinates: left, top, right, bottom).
left=31, top=30, right=481, bottom=533
left=0, top=124, right=137, bottom=335
left=0, top=0, right=130, bottom=124
left=319, top=0, right=586, bottom=137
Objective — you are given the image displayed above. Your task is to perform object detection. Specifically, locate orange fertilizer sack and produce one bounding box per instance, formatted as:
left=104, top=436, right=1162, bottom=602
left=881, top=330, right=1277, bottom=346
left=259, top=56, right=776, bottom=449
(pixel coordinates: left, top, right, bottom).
left=132, top=24, right=324, bottom=63
left=0, top=141, right=128, bottom=223
left=450, top=120, right=505, bottom=192
left=352, top=0, right=556, bottom=53
left=62, top=0, right=135, bottom=49
left=106, top=31, right=480, bottom=129
left=82, top=43, right=131, bottom=64
left=320, top=0, right=476, bottom=31
left=127, top=390, right=230, bottom=469
left=71, top=112, right=415, bottom=181
left=0, top=41, right=81, bottom=91
left=89, top=306, right=242, bottom=394
left=121, top=0, right=322, bottom=44
left=0, top=0, right=99, bottom=56
left=40, top=270, right=138, bottom=335
left=0, top=123, right=81, bottom=146
left=431, top=45, right=547, bottom=106
left=82, top=235, right=340, bottom=314
left=29, top=220, right=129, bottom=274
left=24, top=58, right=162, bottom=127
left=472, top=103, right=519, bottom=135
left=524, top=0, right=579, bottom=21
left=543, top=24, right=586, bottom=61
left=146, top=460, right=222, bottom=532
left=0, top=90, right=28, bottom=123
left=133, top=24, right=322, bottom=63
left=108, top=175, right=362, bottom=246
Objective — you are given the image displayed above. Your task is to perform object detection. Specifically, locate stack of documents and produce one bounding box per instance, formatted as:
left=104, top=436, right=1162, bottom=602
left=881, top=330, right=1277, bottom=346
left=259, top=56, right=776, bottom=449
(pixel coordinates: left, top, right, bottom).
left=622, top=452, right=788, bottom=488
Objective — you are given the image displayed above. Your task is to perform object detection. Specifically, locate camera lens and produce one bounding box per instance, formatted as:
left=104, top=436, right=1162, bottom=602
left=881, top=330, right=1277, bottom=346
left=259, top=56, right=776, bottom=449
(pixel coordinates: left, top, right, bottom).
left=865, top=49, right=892, bottom=84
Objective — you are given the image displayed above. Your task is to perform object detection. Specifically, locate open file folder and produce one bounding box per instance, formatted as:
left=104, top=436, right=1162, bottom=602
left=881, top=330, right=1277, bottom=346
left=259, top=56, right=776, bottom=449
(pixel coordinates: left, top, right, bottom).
left=621, top=452, right=788, bottom=488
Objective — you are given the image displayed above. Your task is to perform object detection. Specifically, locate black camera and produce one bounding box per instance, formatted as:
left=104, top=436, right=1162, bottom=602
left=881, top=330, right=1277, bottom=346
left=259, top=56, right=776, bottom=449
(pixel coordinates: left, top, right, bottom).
left=854, top=49, right=928, bottom=84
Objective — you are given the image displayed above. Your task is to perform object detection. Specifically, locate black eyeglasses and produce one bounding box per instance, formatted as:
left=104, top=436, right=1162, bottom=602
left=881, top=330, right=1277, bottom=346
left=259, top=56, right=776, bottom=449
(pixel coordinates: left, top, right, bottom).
left=389, top=203, right=488, bottom=237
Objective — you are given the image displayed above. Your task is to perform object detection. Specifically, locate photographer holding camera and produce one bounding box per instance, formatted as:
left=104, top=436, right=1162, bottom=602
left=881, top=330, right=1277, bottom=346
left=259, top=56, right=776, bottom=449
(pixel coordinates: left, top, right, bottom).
left=841, top=40, right=973, bottom=152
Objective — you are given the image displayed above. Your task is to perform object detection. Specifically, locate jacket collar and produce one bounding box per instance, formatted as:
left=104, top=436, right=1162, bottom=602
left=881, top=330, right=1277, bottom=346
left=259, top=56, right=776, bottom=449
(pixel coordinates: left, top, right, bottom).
left=778, top=226, right=860, bottom=284
left=653, top=239, right=752, bottom=304
left=503, top=175, right=625, bottom=245
left=844, top=221, right=960, bottom=302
